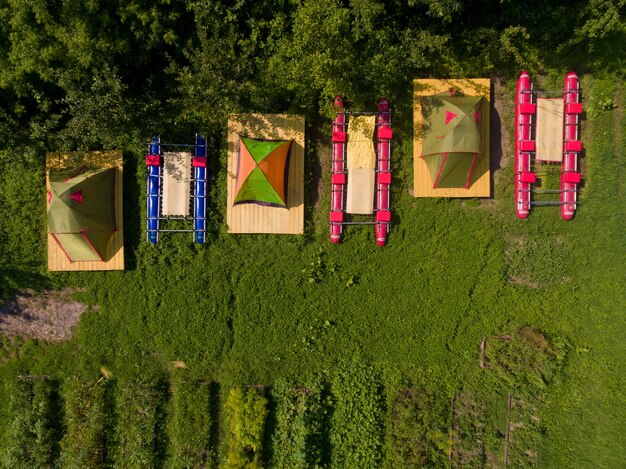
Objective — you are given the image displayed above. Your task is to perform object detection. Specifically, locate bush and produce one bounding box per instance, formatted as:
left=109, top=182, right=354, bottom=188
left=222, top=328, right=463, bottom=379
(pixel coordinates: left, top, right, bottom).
left=1, top=377, right=61, bottom=467
left=270, top=377, right=329, bottom=468
left=169, top=371, right=212, bottom=468
left=223, top=386, right=268, bottom=469
left=330, top=360, right=384, bottom=469
left=59, top=375, right=114, bottom=467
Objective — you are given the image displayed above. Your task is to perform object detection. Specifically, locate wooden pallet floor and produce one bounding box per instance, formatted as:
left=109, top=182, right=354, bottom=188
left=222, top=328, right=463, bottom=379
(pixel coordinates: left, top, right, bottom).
left=227, top=114, right=305, bottom=234
left=47, top=150, right=124, bottom=271
left=413, top=78, right=491, bottom=198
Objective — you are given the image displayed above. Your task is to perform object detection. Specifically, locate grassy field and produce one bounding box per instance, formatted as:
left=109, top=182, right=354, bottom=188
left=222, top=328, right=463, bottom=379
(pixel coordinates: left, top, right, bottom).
left=0, top=72, right=624, bottom=467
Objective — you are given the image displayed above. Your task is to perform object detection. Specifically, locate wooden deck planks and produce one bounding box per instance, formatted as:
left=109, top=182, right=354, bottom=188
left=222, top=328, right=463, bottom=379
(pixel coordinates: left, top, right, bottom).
left=227, top=114, right=305, bottom=234
left=46, top=150, right=124, bottom=271
left=413, top=78, right=491, bottom=198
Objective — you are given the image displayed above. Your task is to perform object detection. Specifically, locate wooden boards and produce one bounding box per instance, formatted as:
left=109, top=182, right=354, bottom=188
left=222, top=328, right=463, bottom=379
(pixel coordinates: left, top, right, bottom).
left=413, top=78, right=491, bottom=198
left=47, top=150, right=124, bottom=271
left=535, top=98, right=564, bottom=162
left=162, top=151, right=191, bottom=216
left=227, top=114, right=305, bottom=234
left=346, top=168, right=375, bottom=215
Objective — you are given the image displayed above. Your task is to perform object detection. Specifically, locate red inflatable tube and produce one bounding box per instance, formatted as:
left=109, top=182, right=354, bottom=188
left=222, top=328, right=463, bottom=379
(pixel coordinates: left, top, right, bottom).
left=375, top=98, right=392, bottom=246
left=515, top=71, right=534, bottom=219
left=561, top=72, right=581, bottom=220
left=330, top=96, right=346, bottom=243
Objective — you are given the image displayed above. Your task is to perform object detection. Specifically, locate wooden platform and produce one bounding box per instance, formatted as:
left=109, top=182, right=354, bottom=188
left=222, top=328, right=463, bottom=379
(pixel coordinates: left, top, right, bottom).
left=227, top=114, right=305, bottom=234
left=47, top=150, right=124, bottom=271
left=413, top=78, right=491, bottom=197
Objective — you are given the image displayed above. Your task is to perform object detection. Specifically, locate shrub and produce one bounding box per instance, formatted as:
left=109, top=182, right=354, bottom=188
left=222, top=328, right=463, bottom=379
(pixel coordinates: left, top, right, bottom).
left=330, top=360, right=385, bottom=469
left=223, top=386, right=268, bottom=469
left=59, top=375, right=114, bottom=467
left=1, top=377, right=61, bottom=467
left=270, top=377, right=329, bottom=468
left=169, top=371, right=212, bottom=467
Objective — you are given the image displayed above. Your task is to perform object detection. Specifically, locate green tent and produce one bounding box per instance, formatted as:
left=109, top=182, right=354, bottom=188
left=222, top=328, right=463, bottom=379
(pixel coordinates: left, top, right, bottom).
left=47, top=167, right=116, bottom=262
left=421, top=94, right=485, bottom=188
left=234, top=136, right=292, bottom=207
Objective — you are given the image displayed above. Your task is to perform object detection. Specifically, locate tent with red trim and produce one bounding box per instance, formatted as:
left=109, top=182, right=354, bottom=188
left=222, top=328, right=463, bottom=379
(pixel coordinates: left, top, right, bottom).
left=47, top=167, right=116, bottom=262
left=234, top=136, right=292, bottom=207
left=421, top=93, right=485, bottom=188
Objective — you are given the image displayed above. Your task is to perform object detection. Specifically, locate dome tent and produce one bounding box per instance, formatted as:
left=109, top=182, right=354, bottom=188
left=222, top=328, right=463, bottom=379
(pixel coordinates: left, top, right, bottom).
left=234, top=136, right=292, bottom=207
left=421, top=93, right=485, bottom=189
left=47, top=167, right=116, bottom=262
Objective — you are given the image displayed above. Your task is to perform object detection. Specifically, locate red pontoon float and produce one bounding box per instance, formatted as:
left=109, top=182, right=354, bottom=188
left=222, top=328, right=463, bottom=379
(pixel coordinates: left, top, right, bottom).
left=514, top=71, right=583, bottom=220
left=330, top=97, right=393, bottom=245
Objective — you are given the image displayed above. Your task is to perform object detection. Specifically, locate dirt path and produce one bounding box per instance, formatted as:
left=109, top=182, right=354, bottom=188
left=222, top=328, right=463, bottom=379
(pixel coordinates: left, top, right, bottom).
left=0, top=288, right=89, bottom=341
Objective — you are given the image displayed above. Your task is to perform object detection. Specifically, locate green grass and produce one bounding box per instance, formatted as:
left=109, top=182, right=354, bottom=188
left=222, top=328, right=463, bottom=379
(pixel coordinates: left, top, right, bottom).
left=0, top=72, right=624, bottom=467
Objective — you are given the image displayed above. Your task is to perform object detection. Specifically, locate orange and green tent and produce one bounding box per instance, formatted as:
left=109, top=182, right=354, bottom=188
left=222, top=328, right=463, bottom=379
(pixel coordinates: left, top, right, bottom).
left=234, top=136, right=292, bottom=207
left=47, top=167, right=116, bottom=262
left=421, top=94, right=485, bottom=188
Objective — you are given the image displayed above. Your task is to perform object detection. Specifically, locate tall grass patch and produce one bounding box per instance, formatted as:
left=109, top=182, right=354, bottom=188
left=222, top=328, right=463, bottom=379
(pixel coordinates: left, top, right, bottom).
left=59, top=375, right=114, bottom=467
left=115, top=378, right=168, bottom=467
left=1, top=377, right=61, bottom=467
left=168, top=370, right=212, bottom=467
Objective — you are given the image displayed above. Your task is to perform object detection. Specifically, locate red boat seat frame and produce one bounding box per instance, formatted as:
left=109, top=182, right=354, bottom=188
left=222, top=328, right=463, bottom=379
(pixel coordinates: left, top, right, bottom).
left=192, top=156, right=207, bottom=167
left=330, top=211, right=343, bottom=222
left=520, top=103, right=537, bottom=115
left=375, top=210, right=391, bottom=222
left=563, top=172, right=581, bottom=184
left=520, top=140, right=535, bottom=152
left=332, top=131, right=347, bottom=143
left=332, top=173, right=346, bottom=185
left=377, top=172, right=391, bottom=185
left=377, top=127, right=393, bottom=140
left=146, top=154, right=161, bottom=166
left=564, top=140, right=582, bottom=152
left=566, top=103, right=583, bottom=115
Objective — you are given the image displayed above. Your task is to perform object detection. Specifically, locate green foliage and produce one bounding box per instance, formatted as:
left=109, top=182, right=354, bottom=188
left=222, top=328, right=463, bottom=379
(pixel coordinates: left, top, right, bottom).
left=0, top=2, right=625, bottom=467
left=115, top=378, right=168, bottom=468
left=169, top=371, right=212, bottom=468
left=270, top=377, right=329, bottom=468
left=330, top=359, right=384, bottom=468
left=224, top=386, right=268, bottom=468
left=387, top=389, right=449, bottom=468
left=59, top=375, right=114, bottom=468
left=484, top=327, right=567, bottom=389
left=1, top=377, right=60, bottom=467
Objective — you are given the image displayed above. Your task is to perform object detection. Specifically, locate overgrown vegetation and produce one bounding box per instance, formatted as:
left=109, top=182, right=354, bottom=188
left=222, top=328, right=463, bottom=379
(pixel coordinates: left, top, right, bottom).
left=168, top=370, right=212, bottom=468
left=1, top=377, right=61, bottom=467
left=223, top=386, right=268, bottom=468
left=330, top=359, right=385, bottom=468
left=115, top=379, right=167, bottom=467
left=270, top=377, right=329, bottom=468
left=483, top=327, right=567, bottom=389
left=59, top=375, right=114, bottom=467
left=0, top=0, right=625, bottom=467
left=387, top=389, right=449, bottom=468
